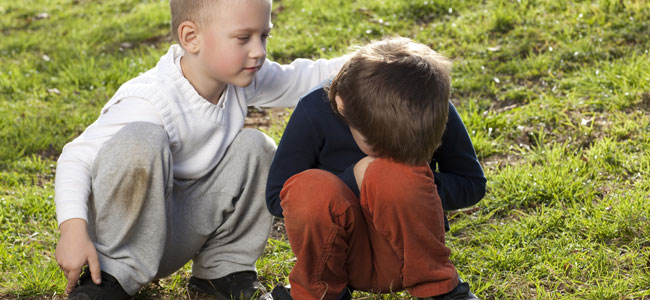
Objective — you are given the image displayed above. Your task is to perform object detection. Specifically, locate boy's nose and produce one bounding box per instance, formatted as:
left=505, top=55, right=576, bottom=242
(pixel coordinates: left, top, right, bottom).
left=249, top=40, right=266, bottom=60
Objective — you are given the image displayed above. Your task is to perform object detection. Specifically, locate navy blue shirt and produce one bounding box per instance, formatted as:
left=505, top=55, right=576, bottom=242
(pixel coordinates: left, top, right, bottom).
left=265, top=85, right=486, bottom=220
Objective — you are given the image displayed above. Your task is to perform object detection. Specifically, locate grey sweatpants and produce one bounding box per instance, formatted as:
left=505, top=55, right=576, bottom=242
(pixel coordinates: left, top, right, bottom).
left=87, top=122, right=275, bottom=295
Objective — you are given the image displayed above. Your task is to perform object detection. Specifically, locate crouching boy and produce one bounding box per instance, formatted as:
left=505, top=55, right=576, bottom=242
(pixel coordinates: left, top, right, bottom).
left=54, top=0, right=348, bottom=299
left=266, top=37, right=484, bottom=300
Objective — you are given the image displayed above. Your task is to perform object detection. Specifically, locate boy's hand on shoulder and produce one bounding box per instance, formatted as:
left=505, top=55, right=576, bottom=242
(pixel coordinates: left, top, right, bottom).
left=56, top=218, right=102, bottom=293
left=353, top=156, right=377, bottom=189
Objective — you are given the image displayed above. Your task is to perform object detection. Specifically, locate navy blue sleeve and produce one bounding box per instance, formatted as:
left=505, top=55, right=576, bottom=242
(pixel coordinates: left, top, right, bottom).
left=337, top=164, right=360, bottom=197
left=265, top=102, right=321, bottom=217
left=431, top=102, right=487, bottom=211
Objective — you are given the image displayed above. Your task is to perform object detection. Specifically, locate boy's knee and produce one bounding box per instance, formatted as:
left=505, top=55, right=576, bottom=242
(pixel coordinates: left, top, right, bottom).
left=97, top=122, right=169, bottom=169
left=280, top=169, right=352, bottom=222
left=234, top=128, right=276, bottom=152
left=231, top=128, right=276, bottom=160
left=363, top=158, right=437, bottom=208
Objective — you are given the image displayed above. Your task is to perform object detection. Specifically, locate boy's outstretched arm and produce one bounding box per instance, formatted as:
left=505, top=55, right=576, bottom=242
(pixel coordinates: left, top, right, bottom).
left=56, top=218, right=101, bottom=293
left=246, top=56, right=348, bottom=108
left=432, top=102, right=487, bottom=210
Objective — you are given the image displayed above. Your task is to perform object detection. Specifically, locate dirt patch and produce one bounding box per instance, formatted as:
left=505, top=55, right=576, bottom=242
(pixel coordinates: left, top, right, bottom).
left=481, top=153, right=524, bottom=171
left=37, top=143, right=59, bottom=161
left=639, top=92, right=650, bottom=111
left=244, top=107, right=291, bottom=132
left=270, top=217, right=287, bottom=240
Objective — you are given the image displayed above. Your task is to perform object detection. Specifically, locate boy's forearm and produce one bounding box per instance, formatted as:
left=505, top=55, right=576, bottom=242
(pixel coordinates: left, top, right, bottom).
left=432, top=102, right=486, bottom=210
left=435, top=172, right=486, bottom=210
left=265, top=176, right=285, bottom=217
left=55, top=158, right=91, bottom=225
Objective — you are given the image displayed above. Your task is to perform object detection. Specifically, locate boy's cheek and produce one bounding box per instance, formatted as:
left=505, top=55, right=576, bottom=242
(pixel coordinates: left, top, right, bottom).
left=359, top=145, right=377, bottom=157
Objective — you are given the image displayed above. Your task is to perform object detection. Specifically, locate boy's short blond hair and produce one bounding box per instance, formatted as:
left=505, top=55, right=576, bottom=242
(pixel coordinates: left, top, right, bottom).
left=169, top=0, right=271, bottom=43
left=328, top=37, right=452, bottom=165
left=169, top=0, right=219, bottom=43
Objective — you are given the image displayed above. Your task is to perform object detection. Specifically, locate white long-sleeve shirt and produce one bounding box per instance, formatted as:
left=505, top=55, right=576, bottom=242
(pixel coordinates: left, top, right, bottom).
left=55, top=44, right=347, bottom=225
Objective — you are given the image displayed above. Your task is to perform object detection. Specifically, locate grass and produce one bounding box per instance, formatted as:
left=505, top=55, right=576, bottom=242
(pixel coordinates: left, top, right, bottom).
left=1, top=0, right=649, bottom=299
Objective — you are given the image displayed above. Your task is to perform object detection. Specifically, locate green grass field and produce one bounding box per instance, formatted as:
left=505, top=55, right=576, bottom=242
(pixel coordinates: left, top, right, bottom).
left=1, top=0, right=649, bottom=299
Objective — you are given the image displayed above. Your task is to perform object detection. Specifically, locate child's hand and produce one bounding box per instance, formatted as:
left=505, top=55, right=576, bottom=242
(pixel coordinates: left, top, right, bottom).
left=55, top=218, right=102, bottom=293
left=353, top=156, right=376, bottom=188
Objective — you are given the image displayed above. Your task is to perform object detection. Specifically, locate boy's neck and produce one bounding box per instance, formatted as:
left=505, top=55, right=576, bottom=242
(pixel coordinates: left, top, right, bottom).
left=180, top=55, right=226, bottom=105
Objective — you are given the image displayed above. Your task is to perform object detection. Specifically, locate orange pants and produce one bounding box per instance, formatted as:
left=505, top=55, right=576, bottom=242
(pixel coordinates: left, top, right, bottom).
left=280, top=158, right=458, bottom=300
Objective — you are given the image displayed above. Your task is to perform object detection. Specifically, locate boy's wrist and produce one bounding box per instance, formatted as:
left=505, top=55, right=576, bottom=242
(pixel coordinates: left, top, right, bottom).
left=59, top=218, right=88, bottom=234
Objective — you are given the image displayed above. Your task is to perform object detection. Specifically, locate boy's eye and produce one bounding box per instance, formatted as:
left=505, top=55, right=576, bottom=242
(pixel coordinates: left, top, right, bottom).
left=237, top=36, right=250, bottom=41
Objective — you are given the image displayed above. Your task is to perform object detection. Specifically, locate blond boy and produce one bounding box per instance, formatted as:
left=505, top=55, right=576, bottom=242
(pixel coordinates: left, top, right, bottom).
left=54, top=0, right=346, bottom=299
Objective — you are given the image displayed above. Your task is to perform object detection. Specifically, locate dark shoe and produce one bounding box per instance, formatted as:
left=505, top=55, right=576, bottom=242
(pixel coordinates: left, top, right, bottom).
left=67, top=269, right=130, bottom=300
left=271, top=284, right=352, bottom=300
left=418, top=278, right=479, bottom=300
left=188, top=271, right=269, bottom=300
left=271, top=284, right=292, bottom=300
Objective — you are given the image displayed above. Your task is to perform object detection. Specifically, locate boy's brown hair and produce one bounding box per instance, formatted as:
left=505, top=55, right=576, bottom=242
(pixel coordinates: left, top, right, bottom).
left=328, top=37, right=451, bottom=165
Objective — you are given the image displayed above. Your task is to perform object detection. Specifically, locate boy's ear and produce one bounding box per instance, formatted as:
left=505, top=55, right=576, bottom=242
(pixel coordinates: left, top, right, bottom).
left=335, top=95, right=345, bottom=116
left=178, top=20, right=200, bottom=54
